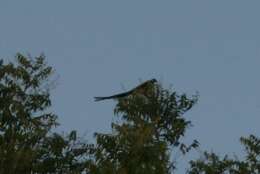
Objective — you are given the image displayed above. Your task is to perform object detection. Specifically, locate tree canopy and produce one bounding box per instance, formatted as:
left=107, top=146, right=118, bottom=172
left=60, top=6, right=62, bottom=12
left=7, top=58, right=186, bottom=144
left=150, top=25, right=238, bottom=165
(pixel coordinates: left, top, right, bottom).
left=0, top=54, right=90, bottom=173
left=0, top=53, right=258, bottom=174
left=188, top=135, right=260, bottom=174
left=87, top=78, right=198, bottom=174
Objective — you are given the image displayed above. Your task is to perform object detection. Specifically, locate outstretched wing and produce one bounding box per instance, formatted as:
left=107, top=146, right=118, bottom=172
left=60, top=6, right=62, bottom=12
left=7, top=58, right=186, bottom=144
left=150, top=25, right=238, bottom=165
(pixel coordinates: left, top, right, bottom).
left=94, top=78, right=157, bottom=102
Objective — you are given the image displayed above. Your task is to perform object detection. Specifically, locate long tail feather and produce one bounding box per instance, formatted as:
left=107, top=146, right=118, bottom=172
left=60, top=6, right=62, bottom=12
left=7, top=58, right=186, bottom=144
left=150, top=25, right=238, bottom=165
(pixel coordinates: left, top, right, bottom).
left=94, top=79, right=157, bottom=102
left=94, top=97, right=110, bottom=101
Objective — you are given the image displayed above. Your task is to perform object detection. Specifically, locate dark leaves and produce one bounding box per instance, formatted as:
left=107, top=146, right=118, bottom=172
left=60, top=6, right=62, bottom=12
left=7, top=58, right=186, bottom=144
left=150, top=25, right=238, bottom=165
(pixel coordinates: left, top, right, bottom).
left=188, top=135, right=260, bottom=174
left=0, top=53, right=91, bottom=173
left=90, top=81, right=198, bottom=174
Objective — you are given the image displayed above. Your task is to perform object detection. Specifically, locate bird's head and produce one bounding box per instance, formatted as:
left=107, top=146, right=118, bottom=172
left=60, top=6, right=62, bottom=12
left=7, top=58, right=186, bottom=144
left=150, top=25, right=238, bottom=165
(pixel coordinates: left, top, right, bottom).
left=150, top=78, right=157, bottom=83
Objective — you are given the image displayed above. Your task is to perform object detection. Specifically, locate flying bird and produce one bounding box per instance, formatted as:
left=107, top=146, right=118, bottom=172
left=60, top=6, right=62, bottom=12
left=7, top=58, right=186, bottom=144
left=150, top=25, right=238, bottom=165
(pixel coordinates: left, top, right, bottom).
left=94, top=79, right=157, bottom=101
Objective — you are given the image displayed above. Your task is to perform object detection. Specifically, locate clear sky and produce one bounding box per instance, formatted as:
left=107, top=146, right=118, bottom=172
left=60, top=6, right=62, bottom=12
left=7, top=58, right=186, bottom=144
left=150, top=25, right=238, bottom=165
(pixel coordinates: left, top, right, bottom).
left=1, top=1, right=260, bottom=173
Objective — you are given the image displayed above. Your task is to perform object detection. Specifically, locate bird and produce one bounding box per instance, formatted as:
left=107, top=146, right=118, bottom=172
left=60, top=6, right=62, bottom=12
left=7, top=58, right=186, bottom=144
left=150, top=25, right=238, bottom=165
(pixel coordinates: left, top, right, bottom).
left=94, top=78, right=157, bottom=101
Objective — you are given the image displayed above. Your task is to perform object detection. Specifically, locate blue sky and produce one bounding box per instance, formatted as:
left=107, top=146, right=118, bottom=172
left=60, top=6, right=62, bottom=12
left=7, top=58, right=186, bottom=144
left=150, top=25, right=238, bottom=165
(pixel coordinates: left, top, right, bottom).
left=1, top=1, right=260, bottom=172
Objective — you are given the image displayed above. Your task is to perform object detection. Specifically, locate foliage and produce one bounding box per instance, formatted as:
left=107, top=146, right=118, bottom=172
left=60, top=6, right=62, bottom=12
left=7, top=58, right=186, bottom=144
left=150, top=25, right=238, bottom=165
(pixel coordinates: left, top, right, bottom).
left=0, top=53, right=90, bottom=174
left=188, top=135, right=260, bottom=174
left=87, top=80, right=199, bottom=174
left=2, top=53, right=199, bottom=174
left=2, top=52, right=258, bottom=174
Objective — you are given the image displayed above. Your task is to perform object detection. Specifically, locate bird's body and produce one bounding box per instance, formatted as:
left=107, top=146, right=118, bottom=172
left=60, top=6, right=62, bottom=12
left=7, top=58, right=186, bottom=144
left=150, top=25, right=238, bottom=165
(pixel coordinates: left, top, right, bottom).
left=94, top=79, right=157, bottom=101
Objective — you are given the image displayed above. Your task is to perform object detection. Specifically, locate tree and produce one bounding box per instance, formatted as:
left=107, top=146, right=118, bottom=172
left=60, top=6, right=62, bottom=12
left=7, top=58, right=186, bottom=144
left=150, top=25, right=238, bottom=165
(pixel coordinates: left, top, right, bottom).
left=0, top=53, right=90, bottom=174
left=87, top=79, right=199, bottom=174
left=0, top=53, right=200, bottom=173
left=188, top=135, right=260, bottom=174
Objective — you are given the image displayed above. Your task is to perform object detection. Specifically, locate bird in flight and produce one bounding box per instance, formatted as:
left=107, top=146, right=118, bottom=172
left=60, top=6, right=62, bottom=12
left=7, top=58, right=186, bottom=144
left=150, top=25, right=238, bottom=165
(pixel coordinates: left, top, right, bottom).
left=94, top=78, right=157, bottom=101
